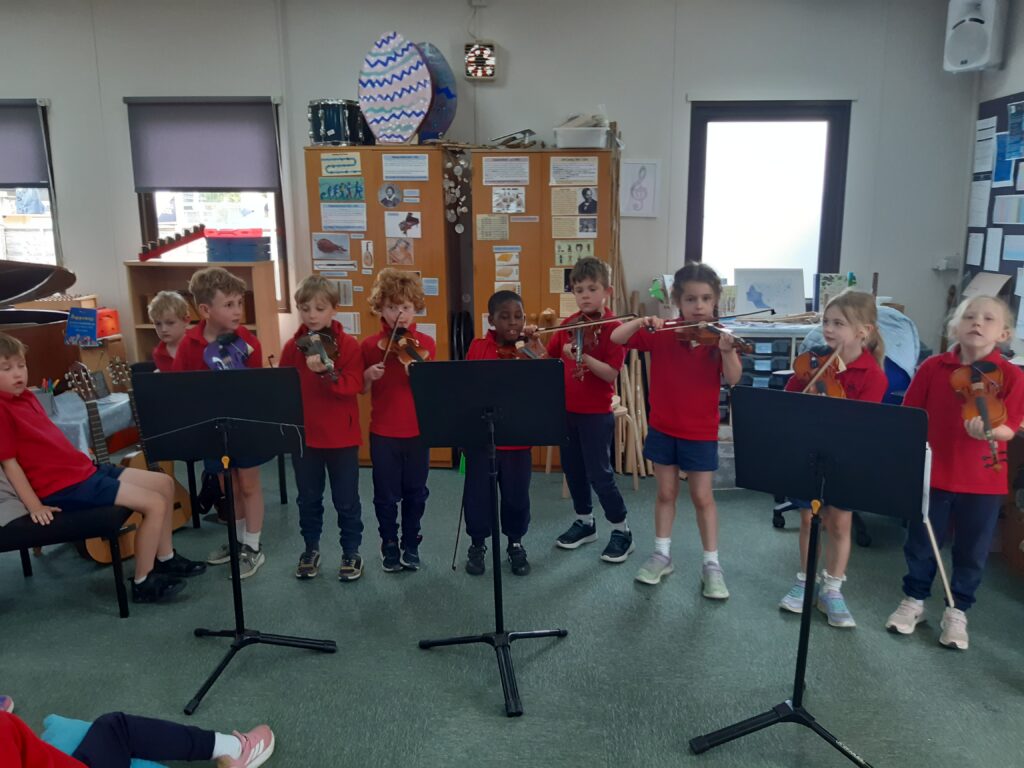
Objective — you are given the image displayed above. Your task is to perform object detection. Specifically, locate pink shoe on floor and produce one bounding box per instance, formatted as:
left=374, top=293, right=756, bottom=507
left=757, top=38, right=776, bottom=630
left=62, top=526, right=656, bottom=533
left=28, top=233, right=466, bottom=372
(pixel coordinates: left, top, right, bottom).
left=0, top=695, right=13, bottom=713
left=217, top=725, right=275, bottom=768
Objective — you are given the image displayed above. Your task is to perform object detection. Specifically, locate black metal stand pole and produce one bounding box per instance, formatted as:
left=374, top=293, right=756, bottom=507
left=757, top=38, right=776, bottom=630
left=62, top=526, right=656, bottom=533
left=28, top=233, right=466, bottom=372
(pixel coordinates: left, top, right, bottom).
left=689, top=473, right=873, bottom=767
left=418, top=410, right=567, bottom=717
left=184, top=422, right=337, bottom=716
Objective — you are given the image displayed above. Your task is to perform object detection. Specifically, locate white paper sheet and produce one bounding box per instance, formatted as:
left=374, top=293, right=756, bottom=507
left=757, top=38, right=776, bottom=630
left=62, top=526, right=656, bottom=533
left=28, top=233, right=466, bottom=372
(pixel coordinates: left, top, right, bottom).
left=1003, top=234, right=1024, bottom=262
left=962, top=271, right=1011, bottom=299
left=482, top=156, right=530, bottom=185
left=974, top=116, right=997, bottom=174
left=966, top=232, right=985, bottom=266
left=382, top=153, right=429, bottom=181
left=969, top=179, right=992, bottom=228
left=984, top=227, right=1003, bottom=271
left=321, top=203, right=367, bottom=232
left=1016, top=268, right=1024, bottom=298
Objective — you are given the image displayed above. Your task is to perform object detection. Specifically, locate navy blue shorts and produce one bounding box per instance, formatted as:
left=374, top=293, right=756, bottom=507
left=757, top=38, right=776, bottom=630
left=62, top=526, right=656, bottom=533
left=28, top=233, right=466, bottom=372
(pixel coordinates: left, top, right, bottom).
left=643, top=427, right=718, bottom=472
left=41, top=464, right=125, bottom=511
left=203, top=456, right=271, bottom=475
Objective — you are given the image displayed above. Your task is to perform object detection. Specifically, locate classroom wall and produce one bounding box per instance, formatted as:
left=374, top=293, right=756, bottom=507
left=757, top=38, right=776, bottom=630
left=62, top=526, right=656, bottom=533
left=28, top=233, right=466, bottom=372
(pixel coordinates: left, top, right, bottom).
left=0, top=0, right=976, bottom=349
left=980, top=0, right=1024, bottom=102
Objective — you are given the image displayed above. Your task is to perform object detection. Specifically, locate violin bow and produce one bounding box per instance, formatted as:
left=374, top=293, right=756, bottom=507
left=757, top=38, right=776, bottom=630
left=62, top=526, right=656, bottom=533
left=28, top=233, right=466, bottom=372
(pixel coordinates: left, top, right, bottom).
left=650, top=308, right=776, bottom=333
left=380, top=310, right=405, bottom=365
left=800, top=348, right=846, bottom=395
left=532, top=312, right=638, bottom=335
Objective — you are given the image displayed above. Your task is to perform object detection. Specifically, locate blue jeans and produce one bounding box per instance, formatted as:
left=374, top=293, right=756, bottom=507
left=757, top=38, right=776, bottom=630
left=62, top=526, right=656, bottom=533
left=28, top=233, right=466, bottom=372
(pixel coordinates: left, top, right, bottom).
left=561, top=412, right=627, bottom=524
left=902, top=489, right=1003, bottom=611
left=463, top=448, right=532, bottom=544
left=370, top=434, right=430, bottom=547
left=292, top=446, right=362, bottom=554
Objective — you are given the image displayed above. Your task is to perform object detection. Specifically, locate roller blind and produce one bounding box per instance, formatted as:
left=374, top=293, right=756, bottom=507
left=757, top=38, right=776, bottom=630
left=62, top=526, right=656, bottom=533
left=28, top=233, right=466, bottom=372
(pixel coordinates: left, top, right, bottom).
left=126, top=98, right=280, bottom=192
left=0, top=100, right=49, bottom=187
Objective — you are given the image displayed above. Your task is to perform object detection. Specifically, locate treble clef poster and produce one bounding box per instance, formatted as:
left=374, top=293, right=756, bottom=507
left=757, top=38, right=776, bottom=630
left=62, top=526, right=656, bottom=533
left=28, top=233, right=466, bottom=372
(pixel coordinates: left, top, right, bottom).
left=619, top=160, right=658, bottom=218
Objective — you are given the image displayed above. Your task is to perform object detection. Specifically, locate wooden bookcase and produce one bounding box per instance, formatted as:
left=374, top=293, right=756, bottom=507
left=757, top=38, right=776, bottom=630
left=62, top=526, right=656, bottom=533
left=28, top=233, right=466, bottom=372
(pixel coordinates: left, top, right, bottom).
left=124, top=260, right=281, bottom=366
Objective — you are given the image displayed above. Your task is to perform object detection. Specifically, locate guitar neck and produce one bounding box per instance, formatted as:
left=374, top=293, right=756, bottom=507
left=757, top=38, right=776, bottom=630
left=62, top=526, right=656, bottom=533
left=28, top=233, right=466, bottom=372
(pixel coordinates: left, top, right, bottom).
left=125, top=389, right=159, bottom=471
left=83, top=400, right=110, bottom=465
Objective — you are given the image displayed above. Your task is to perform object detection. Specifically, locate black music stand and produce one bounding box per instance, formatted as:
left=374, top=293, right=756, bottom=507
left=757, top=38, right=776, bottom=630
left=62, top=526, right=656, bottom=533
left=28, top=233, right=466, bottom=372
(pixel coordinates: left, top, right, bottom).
left=410, top=359, right=569, bottom=717
left=690, top=386, right=926, bottom=767
left=133, top=369, right=337, bottom=715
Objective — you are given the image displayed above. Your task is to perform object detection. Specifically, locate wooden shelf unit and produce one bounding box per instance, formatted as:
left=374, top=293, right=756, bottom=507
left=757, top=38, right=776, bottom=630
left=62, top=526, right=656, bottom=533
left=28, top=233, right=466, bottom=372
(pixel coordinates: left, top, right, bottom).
left=123, top=260, right=281, bottom=366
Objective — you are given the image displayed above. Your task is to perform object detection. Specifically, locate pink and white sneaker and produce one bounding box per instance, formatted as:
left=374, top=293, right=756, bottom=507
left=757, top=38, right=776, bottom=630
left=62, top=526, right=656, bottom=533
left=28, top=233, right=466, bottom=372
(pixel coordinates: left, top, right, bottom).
left=218, top=725, right=275, bottom=768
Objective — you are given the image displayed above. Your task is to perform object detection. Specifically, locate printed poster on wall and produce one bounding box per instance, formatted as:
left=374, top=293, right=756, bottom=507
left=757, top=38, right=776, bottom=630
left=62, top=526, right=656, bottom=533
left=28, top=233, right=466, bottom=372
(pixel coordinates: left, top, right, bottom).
left=550, top=156, right=598, bottom=185
left=321, top=152, right=362, bottom=176
left=312, top=233, right=351, bottom=260
left=482, top=156, right=530, bottom=185
left=319, top=177, right=365, bottom=202
left=382, top=153, right=429, bottom=181
left=321, top=203, right=367, bottom=231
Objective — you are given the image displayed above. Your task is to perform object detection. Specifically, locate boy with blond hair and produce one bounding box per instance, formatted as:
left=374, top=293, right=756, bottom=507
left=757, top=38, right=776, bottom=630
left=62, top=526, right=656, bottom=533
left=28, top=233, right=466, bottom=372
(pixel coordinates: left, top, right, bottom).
left=147, top=290, right=191, bottom=371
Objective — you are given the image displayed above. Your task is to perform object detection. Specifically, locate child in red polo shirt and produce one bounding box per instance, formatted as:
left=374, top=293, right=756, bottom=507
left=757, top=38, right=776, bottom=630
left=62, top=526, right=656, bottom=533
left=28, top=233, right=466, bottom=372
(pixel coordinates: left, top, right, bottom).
left=610, top=262, right=742, bottom=597
left=147, top=290, right=190, bottom=372
left=886, top=296, right=1024, bottom=651
left=778, top=291, right=888, bottom=628
left=0, top=333, right=205, bottom=603
left=546, top=258, right=633, bottom=563
left=462, top=290, right=536, bottom=577
left=172, top=267, right=269, bottom=579
left=361, top=269, right=435, bottom=573
left=280, top=276, right=364, bottom=582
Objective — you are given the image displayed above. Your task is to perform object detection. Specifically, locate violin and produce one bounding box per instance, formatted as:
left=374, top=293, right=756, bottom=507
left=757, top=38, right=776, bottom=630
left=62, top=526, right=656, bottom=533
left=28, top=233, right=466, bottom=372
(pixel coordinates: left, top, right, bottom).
left=202, top=332, right=252, bottom=370
left=495, top=331, right=548, bottom=360
left=791, top=346, right=846, bottom=398
left=296, top=329, right=339, bottom=382
left=378, top=327, right=431, bottom=374
left=950, top=361, right=1006, bottom=471
left=653, top=319, right=753, bottom=355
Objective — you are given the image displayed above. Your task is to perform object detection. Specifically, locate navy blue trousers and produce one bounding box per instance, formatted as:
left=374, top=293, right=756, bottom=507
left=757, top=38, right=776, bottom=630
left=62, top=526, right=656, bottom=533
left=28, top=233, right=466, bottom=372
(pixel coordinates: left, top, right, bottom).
left=561, top=412, right=627, bottom=524
left=902, top=489, right=1003, bottom=611
left=463, top=448, right=532, bottom=544
left=72, top=712, right=213, bottom=767
left=370, top=434, right=430, bottom=547
left=292, top=446, right=362, bottom=554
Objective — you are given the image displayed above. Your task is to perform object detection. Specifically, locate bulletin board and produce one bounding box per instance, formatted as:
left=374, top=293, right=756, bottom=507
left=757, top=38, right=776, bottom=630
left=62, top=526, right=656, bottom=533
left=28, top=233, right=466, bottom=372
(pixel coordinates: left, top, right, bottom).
left=303, top=145, right=452, bottom=467
left=963, top=89, right=1024, bottom=331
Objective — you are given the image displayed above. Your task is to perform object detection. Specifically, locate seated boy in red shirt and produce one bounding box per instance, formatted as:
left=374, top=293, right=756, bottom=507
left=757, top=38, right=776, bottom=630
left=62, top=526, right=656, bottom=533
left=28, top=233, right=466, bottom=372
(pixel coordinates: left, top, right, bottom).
left=280, top=276, right=365, bottom=582
left=172, top=267, right=269, bottom=579
left=148, top=290, right=190, bottom=372
left=0, top=333, right=205, bottom=603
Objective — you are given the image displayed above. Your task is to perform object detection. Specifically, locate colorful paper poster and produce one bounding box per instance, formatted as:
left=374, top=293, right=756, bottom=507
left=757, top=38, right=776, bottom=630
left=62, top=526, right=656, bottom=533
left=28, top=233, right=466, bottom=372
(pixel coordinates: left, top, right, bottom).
left=321, top=152, right=362, bottom=176
left=994, top=133, right=1014, bottom=188
left=386, top=237, right=415, bottom=265
left=1007, top=102, right=1023, bottom=161
left=382, top=153, right=429, bottom=181
left=492, top=187, right=526, bottom=213
left=496, top=265, right=520, bottom=281
left=319, top=176, right=365, bottom=201
left=321, top=203, right=367, bottom=232
left=422, top=277, right=440, bottom=296
left=555, top=240, right=593, bottom=265
left=476, top=214, right=509, bottom=241
left=482, top=156, right=530, bottom=185
left=65, top=307, right=99, bottom=347
left=1002, top=234, right=1024, bottom=262
left=384, top=211, right=422, bottom=238
left=493, top=245, right=521, bottom=267
left=550, top=156, right=598, bottom=185
left=312, top=233, right=350, bottom=260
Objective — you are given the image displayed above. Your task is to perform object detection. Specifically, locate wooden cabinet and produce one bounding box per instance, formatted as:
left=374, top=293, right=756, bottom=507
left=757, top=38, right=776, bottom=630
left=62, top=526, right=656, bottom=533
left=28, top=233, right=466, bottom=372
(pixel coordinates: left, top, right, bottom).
left=124, top=260, right=281, bottom=366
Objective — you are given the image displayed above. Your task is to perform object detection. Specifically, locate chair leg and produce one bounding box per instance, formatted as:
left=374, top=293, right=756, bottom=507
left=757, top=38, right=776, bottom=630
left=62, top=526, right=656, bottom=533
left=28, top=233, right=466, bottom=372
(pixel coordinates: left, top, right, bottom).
left=187, top=461, right=201, bottom=528
left=278, top=454, right=288, bottom=505
left=545, top=445, right=553, bottom=474
left=19, top=548, right=32, bottom=577
left=109, top=535, right=129, bottom=619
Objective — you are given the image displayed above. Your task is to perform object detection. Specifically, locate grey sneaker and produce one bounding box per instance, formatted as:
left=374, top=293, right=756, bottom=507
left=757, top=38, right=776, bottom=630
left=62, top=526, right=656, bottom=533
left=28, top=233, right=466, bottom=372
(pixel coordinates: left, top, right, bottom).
left=701, top=562, right=730, bottom=600
left=635, top=552, right=674, bottom=585
left=779, top=579, right=806, bottom=613
left=939, top=607, right=969, bottom=650
left=207, top=543, right=232, bottom=566
left=817, top=589, right=856, bottom=628
left=295, top=550, right=320, bottom=580
left=238, top=545, right=265, bottom=580
left=885, top=597, right=925, bottom=635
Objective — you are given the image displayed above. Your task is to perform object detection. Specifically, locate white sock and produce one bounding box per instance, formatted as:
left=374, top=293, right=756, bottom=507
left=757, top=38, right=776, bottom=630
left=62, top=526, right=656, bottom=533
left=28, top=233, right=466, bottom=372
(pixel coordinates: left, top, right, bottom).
left=796, top=571, right=807, bottom=582
left=157, top=551, right=174, bottom=562
left=133, top=574, right=147, bottom=585
left=654, top=537, right=671, bottom=557
left=578, top=514, right=595, bottom=527
left=702, top=550, right=719, bottom=565
left=234, top=520, right=245, bottom=541
left=611, top=520, right=629, bottom=532
left=243, top=529, right=262, bottom=551
left=906, top=596, right=924, bottom=607
left=211, top=732, right=242, bottom=760
left=822, top=569, right=844, bottom=592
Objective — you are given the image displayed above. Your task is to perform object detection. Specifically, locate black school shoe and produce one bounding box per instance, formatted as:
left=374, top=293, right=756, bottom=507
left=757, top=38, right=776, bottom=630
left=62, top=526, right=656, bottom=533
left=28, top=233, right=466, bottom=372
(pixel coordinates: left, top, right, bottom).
left=153, top=551, right=208, bottom=577
left=381, top=540, right=403, bottom=572
left=131, top=572, right=186, bottom=603
left=400, top=538, right=421, bottom=571
left=555, top=518, right=599, bottom=549
left=600, top=529, right=635, bottom=563
left=465, top=543, right=487, bottom=575
left=508, top=543, right=530, bottom=576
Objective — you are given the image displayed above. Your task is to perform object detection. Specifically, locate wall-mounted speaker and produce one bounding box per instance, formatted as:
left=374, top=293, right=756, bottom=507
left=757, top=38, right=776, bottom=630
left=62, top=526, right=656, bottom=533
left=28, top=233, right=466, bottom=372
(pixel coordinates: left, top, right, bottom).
left=943, top=0, right=1007, bottom=73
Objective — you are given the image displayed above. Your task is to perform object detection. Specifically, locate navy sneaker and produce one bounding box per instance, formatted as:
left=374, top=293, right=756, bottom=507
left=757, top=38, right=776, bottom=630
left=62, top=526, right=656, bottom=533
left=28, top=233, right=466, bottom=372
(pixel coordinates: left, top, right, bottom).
left=131, top=573, right=186, bottom=604
left=508, top=543, right=530, bottom=576
left=600, top=529, right=635, bottom=563
left=153, top=551, right=207, bottom=577
left=466, top=543, right=486, bottom=575
left=381, top=540, right=402, bottom=572
left=400, top=539, right=421, bottom=571
left=556, top=518, right=598, bottom=550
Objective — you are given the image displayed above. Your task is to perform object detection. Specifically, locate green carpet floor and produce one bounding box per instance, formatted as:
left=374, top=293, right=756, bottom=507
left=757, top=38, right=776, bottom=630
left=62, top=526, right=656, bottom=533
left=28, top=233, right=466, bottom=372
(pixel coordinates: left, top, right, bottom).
left=3, top=465, right=1023, bottom=767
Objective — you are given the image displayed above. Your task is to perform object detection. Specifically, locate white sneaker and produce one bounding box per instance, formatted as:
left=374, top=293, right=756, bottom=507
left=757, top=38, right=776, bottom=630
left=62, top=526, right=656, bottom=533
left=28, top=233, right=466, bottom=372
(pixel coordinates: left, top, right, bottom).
left=885, top=597, right=925, bottom=635
left=701, top=562, right=729, bottom=600
left=939, top=607, right=969, bottom=650
left=238, top=545, right=265, bottom=580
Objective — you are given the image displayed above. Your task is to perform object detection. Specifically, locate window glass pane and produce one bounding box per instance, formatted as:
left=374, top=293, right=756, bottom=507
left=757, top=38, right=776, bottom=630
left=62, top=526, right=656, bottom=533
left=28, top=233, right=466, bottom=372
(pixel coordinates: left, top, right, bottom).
left=702, top=121, right=827, bottom=297
left=153, top=190, right=281, bottom=300
left=0, top=187, right=56, bottom=265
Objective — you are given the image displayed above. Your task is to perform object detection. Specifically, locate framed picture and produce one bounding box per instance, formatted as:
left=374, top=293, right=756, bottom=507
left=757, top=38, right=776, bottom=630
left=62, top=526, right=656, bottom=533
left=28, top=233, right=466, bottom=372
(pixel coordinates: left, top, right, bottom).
left=620, top=160, right=658, bottom=218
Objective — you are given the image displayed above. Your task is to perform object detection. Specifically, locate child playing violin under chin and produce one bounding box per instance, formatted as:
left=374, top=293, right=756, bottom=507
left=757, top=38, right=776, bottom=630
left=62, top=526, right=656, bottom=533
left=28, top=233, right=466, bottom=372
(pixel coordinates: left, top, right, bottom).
left=610, top=262, right=742, bottom=598
left=361, top=269, right=436, bottom=573
left=778, top=291, right=888, bottom=629
left=462, top=290, right=537, bottom=577
left=885, top=295, right=1024, bottom=651
left=280, top=276, right=364, bottom=582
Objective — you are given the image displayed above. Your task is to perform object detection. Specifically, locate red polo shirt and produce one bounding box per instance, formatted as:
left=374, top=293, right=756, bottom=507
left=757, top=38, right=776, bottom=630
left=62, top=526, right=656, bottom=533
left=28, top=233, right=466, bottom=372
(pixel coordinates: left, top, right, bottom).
left=467, top=331, right=531, bottom=450
left=171, top=321, right=262, bottom=372
left=361, top=322, right=436, bottom=438
left=546, top=309, right=625, bottom=414
left=280, top=320, right=363, bottom=449
left=785, top=350, right=888, bottom=403
left=903, top=349, right=1024, bottom=494
left=0, top=389, right=96, bottom=499
left=624, top=329, right=722, bottom=441
left=0, top=713, right=85, bottom=768
left=152, top=340, right=174, bottom=372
